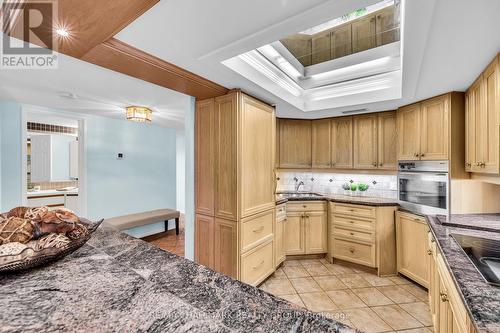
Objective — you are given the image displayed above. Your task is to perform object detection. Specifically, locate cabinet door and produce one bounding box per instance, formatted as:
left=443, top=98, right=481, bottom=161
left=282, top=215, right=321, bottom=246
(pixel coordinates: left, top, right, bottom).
left=420, top=95, right=449, bottom=160
left=331, top=23, right=352, bottom=60
left=465, top=91, right=476, bottom=172
left=479, top=59, right=499, bottom=173
left=284, top=212, right=305, bottom=255
left=195, top=99, right=216, bottom=215
left=214, top=218, right=238, bottom=278
left=352, top=14, right=376, bottom=53
left=312, top=118, right=332, bottom=168
left=240, top=95, right=276, bottom=217
left=311, top=32, right=331, bottom=65
left=214, top=94, right=238, bottom=220
left=281, top=37, right=312, bottom=67
left=397, top=104, right=421, bottom=160
left=353, top=114, right=378, bottom=169
left=279, top=119, right=312, bottom=168
left=305, top=211, right=327, bottom=254
left=377, top=111, right=397, bottom=170
left=395, top=212, right=430, bottom=287
left=331, top=117, right=353, bottom=168
left=30, top=135, right=52, bottom=182
left=375, top=6, right=399, bottom=46
left=195, top=214, right=215, bottom=269
left=469, top=78, right=483, bottom=172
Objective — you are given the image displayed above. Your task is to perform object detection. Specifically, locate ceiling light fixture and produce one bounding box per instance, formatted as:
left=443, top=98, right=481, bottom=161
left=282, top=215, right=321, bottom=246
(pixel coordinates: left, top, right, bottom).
left=55, top=28, right=70, bottom=37
left=126, top=106, right=153, bottom=123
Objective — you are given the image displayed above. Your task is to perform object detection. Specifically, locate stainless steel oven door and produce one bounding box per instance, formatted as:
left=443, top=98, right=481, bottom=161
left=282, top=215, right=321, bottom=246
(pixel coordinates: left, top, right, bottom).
left=398, top=171, right=449, bottom=215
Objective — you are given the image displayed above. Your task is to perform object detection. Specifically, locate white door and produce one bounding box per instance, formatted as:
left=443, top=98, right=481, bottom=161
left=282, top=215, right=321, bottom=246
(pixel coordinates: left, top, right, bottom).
left=30, top=135, right=51, bottom=182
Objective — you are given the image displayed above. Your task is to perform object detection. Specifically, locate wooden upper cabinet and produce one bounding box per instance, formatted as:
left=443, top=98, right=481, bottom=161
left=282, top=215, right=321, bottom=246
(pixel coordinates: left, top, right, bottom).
left=195, top=99, right=216, bottom=215
left=353, top=114, right=378, bottom=169
left=479, top=57, right=499, bottom=173
left=311, top=32, right=331, bottom=65
left=420, top=95, right=449, bottom=160
left=397, top=104, right=421, bottom=160
left=214, top=93, right=238, bottom=221
left=378, top=111, right=397, bottom=170
left=375, top=6, right=399, bottom=46
left=331, top=117, right=353, bottom=168
left=331, top=23, right=352, bottom=60
left=466, top=79, right=481, bottom=172
left=312, top=119, right=332, bottom=168
left=239, top=95, right=276, bottom=217
left=279, top=119, right=312, bottom=168
left=352, top=14, right=376, bottom=53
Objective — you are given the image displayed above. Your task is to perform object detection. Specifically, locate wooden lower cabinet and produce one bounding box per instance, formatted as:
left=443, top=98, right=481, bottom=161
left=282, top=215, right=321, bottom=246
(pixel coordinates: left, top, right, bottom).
left=275, top=203, right=286, bottom=267
left=395, top=211, right=430, bottom=288
left=329, top=202, right=397, bottom=276
left=194, top=214, right=215, bottom=269
left=428, top=231, right=475, bottom=333
left=214, top=218, right=238, bottom=279
left=285, top=202, right=327, bottom=255
left=241, top=240, right=274, bottom=286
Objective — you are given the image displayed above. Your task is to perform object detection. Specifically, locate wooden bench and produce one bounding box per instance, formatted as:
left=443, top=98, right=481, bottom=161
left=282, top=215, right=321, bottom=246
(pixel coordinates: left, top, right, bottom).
left=104, top=209, right=181, bottom=235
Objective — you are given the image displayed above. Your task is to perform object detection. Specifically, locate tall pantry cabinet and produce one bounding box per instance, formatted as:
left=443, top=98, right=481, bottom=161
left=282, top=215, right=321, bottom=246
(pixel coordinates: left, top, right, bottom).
left=195, top=90, right=276, bottom=286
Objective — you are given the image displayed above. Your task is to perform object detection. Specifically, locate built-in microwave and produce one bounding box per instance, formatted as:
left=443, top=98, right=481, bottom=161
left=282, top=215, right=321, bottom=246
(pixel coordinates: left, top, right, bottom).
left=398, top=161, right=449, bottom=216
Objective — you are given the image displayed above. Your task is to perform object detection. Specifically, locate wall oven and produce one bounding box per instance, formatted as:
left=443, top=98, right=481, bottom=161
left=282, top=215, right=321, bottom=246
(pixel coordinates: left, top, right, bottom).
left=398, top=161, right=449, bottom=216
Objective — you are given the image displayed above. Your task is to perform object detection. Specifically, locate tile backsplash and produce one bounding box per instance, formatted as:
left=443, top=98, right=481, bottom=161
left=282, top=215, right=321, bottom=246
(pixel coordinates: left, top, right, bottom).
left=276, top=171, right=398, bottom=199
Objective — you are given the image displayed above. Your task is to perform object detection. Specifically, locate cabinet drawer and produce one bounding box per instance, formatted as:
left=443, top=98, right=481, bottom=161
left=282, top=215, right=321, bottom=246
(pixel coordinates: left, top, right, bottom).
left=241, top=210, right=274, bottom=253
left=332, top=203, right=376, bottom=219
left=333, top=226, right=374, bottom=243
left=287, top=201, right=326, bottom=212
left=27, top=195, right=65, bottom=208
left=276, top=204, right=286, bottom=220
left=332, top=214, right=375, bottom=231
left=332, top=238, right=376, bottom=267
left=241, top=240, right=274, bottom=286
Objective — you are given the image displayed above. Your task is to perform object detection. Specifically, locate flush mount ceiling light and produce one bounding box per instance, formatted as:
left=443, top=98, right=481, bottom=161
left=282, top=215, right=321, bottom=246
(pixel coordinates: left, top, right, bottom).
left=126, top=106, right=153, bottom=123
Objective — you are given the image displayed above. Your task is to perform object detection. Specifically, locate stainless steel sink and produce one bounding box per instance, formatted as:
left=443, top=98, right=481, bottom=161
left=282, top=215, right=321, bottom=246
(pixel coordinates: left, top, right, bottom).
left=451, top=233, right=500, bottom=287
left=278, top=192, right=324, bottom=198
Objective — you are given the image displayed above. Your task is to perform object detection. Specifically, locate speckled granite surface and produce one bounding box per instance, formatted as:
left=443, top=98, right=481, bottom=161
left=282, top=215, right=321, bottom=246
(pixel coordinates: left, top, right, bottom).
left=0, top=226, right=357, bottom=333
left=276, top=192, right=399, bottom=206
left=436, top=214, right=500, bottom=233
left=426, top=216, right=500, bottom=333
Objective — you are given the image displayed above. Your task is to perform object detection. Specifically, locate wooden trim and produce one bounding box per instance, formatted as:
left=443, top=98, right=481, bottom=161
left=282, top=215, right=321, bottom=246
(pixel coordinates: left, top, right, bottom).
left=82, top=38, right=228, bottom=100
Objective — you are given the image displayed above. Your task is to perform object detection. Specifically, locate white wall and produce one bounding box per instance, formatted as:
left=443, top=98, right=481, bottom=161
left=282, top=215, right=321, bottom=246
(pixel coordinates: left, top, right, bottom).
left=176, top=131, right=186, bottom=213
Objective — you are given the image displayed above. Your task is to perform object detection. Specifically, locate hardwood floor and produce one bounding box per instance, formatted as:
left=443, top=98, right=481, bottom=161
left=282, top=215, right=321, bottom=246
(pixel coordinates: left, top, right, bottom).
left=142, top=215, right=185, bottom=257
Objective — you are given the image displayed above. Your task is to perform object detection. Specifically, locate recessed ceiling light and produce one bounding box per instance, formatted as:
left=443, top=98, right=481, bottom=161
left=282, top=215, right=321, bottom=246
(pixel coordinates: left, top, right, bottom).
left=55, top=28, right=70, bottom=37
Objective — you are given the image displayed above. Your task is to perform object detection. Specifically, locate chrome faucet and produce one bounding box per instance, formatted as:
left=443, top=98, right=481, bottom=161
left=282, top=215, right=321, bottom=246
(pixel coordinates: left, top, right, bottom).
left=295, top=181, right=305, bottom=192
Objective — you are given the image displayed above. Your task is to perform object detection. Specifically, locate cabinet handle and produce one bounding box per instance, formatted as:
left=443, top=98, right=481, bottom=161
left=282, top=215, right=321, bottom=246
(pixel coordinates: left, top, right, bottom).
left=414, top=153, right=419, bottom=157
left=349, top=221, right=354, bottom=224
left=303, top=205, right=307, bottom=208
left=480, top=162, right=486, bottom=167
left=427, top=249, right=432, bottom=255
left=252, top=260, right=265, bottom=270
left=440, top=293, right=449, bottom=302
left=420, top=153, right=425, bottom=157
left=372, top=162, right=377, bottom=167
left=252, top=226, right=264, bottom=233
left=379, top=163, right=383, bottom=167
left=350, top=232, right=355, bottom=236
left=349, top=247, right=355, bottom=253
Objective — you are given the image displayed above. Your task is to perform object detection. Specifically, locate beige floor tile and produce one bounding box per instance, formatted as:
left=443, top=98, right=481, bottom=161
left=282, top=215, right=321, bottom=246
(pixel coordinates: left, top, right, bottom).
left=363, top=274, right=397, bottom=287
left=282, top=260, right=302, bottom=267
left=352, top=287, right=394, bottom=306
left=378, top=285, right=419, bottom=304
left=324, top=263, right=355, bottom=275
left=299, top=292, right=338, bottom=312
left=313, top=276, right=348, bottom=291
left=326, top=289, right=367, bottom=309
left=283, top=266, right=310, bottom=278
left=396, top=328, right=432, bottom=333
left=279, top=293, right=305, bottom=308
left=343, top=308, right=393, bottom=333
left=388, top=275, right=412, bottom=285
left=272, top=267, right=286, bottom=278
left=399, top=302, right=433, bottom=326
left=319, top=258, right=332, bottom=265
left=299, top=259, right=323, bottom=267
left=372, top=305, right=423, bottom=331
left=338, top=274, right=371, bottom=288
left=323, top=310, right=354, bottom=327
left=261, top=279, right=296, bottom=296
left=304, top=264, right=332, bottom=277
left=400, top=284, right=429, bottom=302
left=290, top=277, right=322, bottom=293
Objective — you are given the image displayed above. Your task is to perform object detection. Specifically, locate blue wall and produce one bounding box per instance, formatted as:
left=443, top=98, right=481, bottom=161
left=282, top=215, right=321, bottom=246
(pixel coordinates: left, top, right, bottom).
left=0, top=102, right=23, bottom=212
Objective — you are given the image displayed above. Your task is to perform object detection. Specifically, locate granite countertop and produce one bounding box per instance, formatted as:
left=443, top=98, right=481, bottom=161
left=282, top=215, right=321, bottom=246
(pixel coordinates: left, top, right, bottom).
left=275, top=192, right=399, bottom=207
left=0, top=226, right=357, bottom=333
left=426, top=215, right=500, bottom=333
left=436, top=214, right=500, bottom=233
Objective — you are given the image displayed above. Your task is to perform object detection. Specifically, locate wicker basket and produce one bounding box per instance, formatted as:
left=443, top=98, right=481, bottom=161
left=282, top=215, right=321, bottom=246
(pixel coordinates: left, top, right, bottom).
left=0, top=218, right=103, bottom=273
